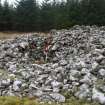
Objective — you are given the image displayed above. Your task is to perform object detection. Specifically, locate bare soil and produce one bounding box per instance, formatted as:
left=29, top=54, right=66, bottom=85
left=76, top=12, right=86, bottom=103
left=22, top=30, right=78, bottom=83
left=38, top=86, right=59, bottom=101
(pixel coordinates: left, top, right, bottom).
left=0, top=32, right=49, bottom=40
left=0, top=32, right=34, bottom=39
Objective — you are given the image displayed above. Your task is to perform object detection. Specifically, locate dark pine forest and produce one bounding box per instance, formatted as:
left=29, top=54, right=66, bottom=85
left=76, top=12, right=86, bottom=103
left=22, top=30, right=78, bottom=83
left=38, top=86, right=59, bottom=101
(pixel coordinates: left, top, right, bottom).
left=0, top=0, right=105, bottom=32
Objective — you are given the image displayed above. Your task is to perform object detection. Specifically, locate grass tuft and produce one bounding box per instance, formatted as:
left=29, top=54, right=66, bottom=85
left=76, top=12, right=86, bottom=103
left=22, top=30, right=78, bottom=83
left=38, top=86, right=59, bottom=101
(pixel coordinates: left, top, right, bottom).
left=0, top=96, right=99, bottom=105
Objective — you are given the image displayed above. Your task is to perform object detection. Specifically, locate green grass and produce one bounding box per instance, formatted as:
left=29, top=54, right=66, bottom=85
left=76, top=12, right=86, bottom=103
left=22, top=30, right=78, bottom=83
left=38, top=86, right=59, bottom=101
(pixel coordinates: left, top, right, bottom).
left=0, top=96, right=99, bottom=105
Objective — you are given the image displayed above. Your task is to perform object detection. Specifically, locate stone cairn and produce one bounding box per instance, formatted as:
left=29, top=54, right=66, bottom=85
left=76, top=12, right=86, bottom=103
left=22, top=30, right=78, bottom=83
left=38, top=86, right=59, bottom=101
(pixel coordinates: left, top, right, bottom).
left=0, top=25, right=105, bottom=104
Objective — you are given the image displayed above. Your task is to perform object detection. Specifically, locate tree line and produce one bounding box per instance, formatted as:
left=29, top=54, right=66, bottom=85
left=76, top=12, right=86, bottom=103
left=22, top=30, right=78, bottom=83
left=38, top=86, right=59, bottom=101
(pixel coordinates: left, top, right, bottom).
left=0, top=0, right=105, bottom=32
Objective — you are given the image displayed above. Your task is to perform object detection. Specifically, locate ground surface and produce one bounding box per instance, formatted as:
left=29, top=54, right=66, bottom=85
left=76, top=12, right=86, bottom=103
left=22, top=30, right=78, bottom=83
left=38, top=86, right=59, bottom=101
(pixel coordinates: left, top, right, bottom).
left=0, top=32, right=26, bottom=39
left=0, top=96, right=99, bottom=105
left=0, top=31, right=100, bottom=105
left=0, top=32, right=48, bottom=39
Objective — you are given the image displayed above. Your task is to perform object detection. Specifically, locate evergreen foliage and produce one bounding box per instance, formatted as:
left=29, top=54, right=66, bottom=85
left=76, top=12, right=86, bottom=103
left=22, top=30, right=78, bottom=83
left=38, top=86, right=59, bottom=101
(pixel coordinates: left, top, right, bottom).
left=0, top=0, right=105, bottom=31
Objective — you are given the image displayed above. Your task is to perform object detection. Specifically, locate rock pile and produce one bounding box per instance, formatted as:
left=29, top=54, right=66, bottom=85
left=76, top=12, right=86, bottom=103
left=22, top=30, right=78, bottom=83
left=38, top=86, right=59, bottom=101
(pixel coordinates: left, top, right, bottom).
left=0, top=25, right=105, bottom=104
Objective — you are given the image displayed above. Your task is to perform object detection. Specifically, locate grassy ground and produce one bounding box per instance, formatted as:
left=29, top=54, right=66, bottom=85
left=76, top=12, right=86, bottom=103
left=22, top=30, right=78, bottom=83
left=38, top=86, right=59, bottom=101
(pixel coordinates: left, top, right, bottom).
left=0, top=96, right=99, bottom=105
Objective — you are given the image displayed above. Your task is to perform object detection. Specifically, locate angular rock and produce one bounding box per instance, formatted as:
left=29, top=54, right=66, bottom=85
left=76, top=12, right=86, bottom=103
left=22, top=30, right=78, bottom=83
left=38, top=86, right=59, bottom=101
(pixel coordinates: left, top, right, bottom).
left=92, top=88, right=105, bottom=104
left=13, top=80, right=22, bottom=92
left=0, top=26, right=105, bottom=103
left=49, top=93, right=65, bottom=102
left=99, top=69, right=105, bottom=77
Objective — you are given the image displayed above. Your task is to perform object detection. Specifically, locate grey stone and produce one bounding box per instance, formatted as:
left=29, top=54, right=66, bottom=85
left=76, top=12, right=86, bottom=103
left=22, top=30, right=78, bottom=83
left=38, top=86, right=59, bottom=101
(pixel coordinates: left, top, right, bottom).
left=60, top=60, right=67, bottom=66
left=51, top=44, right=58, bottom=51
left=92, top=88, right=105, bottom=104
left=51, top=80, right=62, bottom=88
left=75, top=84, right=91, bottom=99
left=33, top=90, right=43, bottom=97
left=49, top=93, right=65, bottom=102
left=1, top=79, right=11, bottom=86
left=13, top=80, right=22, bottom=91
left=1, top=26, right=105, bottom=103
left=92, top=62, right=99, bottom=70
left=99, top=69, right=105, bottom=76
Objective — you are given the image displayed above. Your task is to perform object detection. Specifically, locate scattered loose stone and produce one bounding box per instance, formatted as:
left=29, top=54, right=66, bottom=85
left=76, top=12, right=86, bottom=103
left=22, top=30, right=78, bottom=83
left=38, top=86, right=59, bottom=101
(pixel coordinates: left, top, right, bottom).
left=49, top=93, right=65, bottom=102
left=0, top=26, right=105, bottom=104
left=99, top=69, right=105, bottom=77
